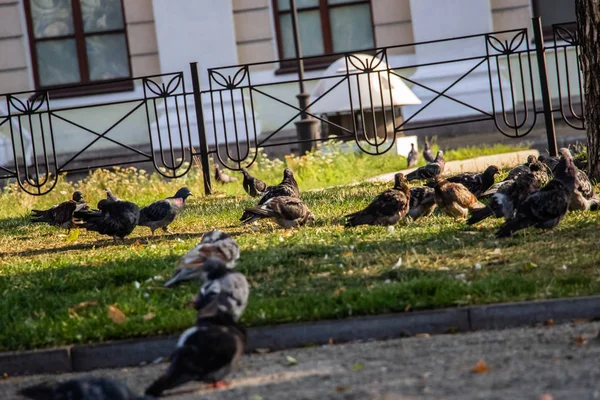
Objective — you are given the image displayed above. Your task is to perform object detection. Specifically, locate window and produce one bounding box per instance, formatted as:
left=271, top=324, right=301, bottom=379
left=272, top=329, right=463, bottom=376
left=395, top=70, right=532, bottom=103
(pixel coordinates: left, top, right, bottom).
left=23, top=0, right=132, bottom=97
left=272, top=0, right=374, bottom=69
left=532, top=0, right=576, bottom=39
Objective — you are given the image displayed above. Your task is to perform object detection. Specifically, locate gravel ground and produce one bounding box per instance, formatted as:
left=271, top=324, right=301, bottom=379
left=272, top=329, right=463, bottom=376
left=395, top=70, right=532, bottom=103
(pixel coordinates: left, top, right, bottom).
left=2, top=321, right=600, bottom=400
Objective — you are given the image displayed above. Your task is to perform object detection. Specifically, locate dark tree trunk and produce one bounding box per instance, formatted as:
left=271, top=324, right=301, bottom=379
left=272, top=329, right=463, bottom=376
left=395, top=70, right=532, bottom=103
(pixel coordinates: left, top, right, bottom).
left=576, top=0, right=600, bottom=179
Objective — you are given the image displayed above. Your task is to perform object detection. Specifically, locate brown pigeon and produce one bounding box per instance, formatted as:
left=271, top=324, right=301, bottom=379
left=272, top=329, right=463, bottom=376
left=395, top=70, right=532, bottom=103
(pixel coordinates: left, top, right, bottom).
left=30, top=191, right=88, bottom=231
left=242, top=196, right=314, bottom=228
left=241, top=167, right=267, bottom=197
left=444, top=165, right=500, bottom=197
left=406, top=150, right=445, bottom=181
left=433, top=175, right=486, bottom=220
left=240, top=167, right=300, bottom=221
left=408, top=186, right=437, bottom=220
left=215, top=165, right=238, bottom=183
left=345, top=173, right=411, bottom=227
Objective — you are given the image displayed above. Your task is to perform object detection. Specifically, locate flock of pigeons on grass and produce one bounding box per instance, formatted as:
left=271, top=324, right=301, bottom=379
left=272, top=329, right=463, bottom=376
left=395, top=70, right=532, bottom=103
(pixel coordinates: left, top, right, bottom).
left=20, top=143, right=597, bottom=398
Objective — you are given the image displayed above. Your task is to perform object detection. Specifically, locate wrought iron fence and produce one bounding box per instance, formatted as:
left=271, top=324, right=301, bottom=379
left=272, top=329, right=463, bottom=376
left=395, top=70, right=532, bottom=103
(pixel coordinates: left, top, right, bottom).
left=0, top=17, right=583, bottom=196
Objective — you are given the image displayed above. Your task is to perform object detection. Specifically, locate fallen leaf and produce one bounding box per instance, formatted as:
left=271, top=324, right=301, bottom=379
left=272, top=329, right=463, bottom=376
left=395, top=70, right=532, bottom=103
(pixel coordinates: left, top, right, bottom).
left=329, top=337, right=334, bottom=345
left=574, top=335, right=588, bottom=345
left=404, top=304, right=411, bottom=312
left=342, top=252, right=353, bottom=257
left=545, top=319, right=554, bottom=326
left=285, top=355, right=298, bottom=366
left=131, top=240, right=143, bottom=250
left=66, top=229, right=80, bottom=243
left=333, top=287, right=346, bottom=296
left=539, top=394, right=553, bottom=400
left=68, top=301, right=98, bottom=319
left=254, top=348, right=270, bottom=354
left=351, top=362, right=363, bottom=371
left=108, top=305, right=127, bottom=324
left=525, top=261, right=538, bottom=269
left=415, top=333, right=430, bottom=338
left=336, top=385, right=350, bottom=392
left=471, top=359, right=489, bottom=373
left=143, top=312, right=156, bottom=321
left=572, top=318, right=589, bottom=325
left=250, top=395, right=264, bottom=400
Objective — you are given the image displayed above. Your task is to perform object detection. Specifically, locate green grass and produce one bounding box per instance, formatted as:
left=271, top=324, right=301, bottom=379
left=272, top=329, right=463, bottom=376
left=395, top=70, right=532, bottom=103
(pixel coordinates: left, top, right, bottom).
left=4, top=141, right=597, bottom=353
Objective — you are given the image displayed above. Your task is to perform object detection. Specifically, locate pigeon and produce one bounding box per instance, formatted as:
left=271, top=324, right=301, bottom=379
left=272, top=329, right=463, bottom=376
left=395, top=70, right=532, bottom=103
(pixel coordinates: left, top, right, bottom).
left=242, top=196, right=314, bottom=228
left=496, top=148, right=578, bottom=238
left=433, top=175, right=486, bottom=220
left=20, top=377, right=149, bottom=400
left=406, top=150, right=445, bottom=181
left=239, top=168, right=300, bottom=222
left=569, top=168, right=599, bottom=211
left=408, top=186, right=437, bottom=220
left=482, top=156, right=548, bottom=197
left=30, top=191, right=88, bottom=231
left=443, top=165, right=500, bottom=197
left=138, top=187, right=192, bottom=235
left=503, top=155, right=538, bottom=182
left=241, top=167, right=267, bottom=197
left=345, top=173, right=411, bottom=227
left=145, top=311, right=246, bottom=397
left=164, top=230, right=240, bottom=287
left=215, top=164, right=238, bottom=183
left=407, top=143, right=418, bottom=168
left=538, top=154, right=560, bottom=173
left=423, top=139, right=435, bottom=163
left=74, top=189, right=140, bottom=242
left=467, top=170, right=542, bottom=225
left=192, top=257, right=249, bottom=322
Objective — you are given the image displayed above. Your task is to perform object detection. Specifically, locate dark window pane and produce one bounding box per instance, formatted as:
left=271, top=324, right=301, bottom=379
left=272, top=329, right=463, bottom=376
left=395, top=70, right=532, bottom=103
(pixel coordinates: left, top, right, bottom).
left=36, top=39, right=81, bottom=86
left=533, top=0, right=576, bottom=27
left=29, top=0, right=74, bottom=38
left=280, top=11, right=324, bottom=58
left=328, top=0, right=365, bottom=4
left=86, top=34, right=130, bottom=80
left=277, top=0, right=319, bottom=11
left=81, top=0, right=124, bottom=33
left=330, top=4, right=373, bottom=52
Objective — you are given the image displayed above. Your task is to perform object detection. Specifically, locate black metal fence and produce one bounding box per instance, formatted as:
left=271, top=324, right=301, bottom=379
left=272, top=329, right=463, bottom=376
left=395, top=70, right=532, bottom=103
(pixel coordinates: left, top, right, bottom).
left=0, top=18, right=583, bottom=196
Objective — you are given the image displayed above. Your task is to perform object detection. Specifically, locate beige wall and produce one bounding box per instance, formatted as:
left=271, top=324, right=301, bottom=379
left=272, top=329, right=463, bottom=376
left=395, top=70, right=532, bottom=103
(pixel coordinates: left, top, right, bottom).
left=123, top=0, right=160, bottom=77
left=372, top=0, right=414, bottom=54
left=491, top=0, right=531, bottom=32
left=232, top=0, right=275, bottom=67
left=0, top=0, right=29, bottom=94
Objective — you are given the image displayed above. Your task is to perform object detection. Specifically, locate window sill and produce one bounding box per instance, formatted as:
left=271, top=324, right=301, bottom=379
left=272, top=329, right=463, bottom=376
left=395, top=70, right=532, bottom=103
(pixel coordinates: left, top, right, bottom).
left=34, top=79, right=135, bottom=100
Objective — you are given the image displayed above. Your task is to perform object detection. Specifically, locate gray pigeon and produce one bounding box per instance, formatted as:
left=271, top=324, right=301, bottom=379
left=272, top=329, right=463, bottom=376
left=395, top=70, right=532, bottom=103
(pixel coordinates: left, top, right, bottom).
left=569, top=168, right=599, bottom=211
left=408, top=186, right=437, bottom=220
left=138, top=187, right=192, bottom=235
left=20, top=377, right=150, bottom=400
left=406, top=150, right=445, bottom=181
left=423, top=139, right=435, bottom=163
left=215, top=164, right=238, bottom=183
left=242, top=196, right=314, bottom=228
left=193, top=257, right=249, bottom=322
left=164, top=230, right=240, bottom=287
left=240, top=167, right=300, bottom=222
left=241, top=167, right=267, bottom=197
left=407, top=143, right=418, bottom=168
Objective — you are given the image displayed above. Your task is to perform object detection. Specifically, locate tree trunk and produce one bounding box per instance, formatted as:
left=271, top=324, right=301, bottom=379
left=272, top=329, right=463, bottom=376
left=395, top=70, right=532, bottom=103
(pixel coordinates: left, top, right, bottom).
left=576, top=0, right=600, bottom=179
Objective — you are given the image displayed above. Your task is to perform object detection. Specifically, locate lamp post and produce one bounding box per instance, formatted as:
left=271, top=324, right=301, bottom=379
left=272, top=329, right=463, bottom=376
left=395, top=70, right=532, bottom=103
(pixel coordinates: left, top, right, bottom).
left=289, top=0, right=320, bottom=154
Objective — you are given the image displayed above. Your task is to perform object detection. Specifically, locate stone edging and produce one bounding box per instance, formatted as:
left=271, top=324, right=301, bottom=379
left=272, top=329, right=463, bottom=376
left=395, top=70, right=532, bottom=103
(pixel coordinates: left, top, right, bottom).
left=2, top=295, right=599, bottom=377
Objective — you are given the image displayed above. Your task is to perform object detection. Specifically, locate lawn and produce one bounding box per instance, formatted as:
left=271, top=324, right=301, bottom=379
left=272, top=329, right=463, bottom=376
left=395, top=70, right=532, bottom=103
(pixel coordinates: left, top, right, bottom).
left=3, top=141, right=600, bottom=352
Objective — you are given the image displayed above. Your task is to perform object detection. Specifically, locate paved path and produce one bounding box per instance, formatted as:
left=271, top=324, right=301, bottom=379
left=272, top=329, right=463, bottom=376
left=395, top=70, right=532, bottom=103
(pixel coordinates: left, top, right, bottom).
left=2, top=320, right=600, bottom=400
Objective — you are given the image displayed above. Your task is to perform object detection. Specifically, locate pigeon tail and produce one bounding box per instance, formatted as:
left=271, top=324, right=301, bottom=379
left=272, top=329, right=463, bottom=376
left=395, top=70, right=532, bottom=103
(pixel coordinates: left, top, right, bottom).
left=344, top=211, right=373, bottom=227
left=19, top=383, right=53, bottom=400
left=164, top=268, right=200, bottom=287
left=466, top=206, right=494, bottom=225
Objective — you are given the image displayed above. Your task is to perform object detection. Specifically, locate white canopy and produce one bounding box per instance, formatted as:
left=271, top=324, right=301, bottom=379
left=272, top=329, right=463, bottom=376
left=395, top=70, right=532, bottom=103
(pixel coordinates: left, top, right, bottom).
left=309, top=53, right=421, bottom=115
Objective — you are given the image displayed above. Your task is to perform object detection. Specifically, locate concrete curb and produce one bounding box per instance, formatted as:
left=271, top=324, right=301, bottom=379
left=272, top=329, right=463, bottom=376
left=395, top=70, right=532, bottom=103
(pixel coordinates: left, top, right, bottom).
left=2, top=295, right=600, bottom=377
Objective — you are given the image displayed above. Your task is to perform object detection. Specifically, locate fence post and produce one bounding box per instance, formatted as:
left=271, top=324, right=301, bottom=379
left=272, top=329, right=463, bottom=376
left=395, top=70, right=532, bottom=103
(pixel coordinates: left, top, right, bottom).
left=189, top=62, right=212, bottom=195
left=532, top=17, right=558, bottom=157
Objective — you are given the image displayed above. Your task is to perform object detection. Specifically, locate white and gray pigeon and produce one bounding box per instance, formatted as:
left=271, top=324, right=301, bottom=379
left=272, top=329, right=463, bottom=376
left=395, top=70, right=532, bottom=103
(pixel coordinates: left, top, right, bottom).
left=407, top=143, right=418, bottom=168
left=164, top=230, right=240, bottom=287
left=138, top=187, right=192, bottom=235
left=145, top=311, right=246, bottom=397
left=193, top=257, right=249, bottom=322
left=242, top=196, right=314, bottom=228
left=20, top=377, right=150, bottom=400
left=406, top=150, right=445, bottom=181
left=215, top=164, right=239, bottom=183
left=408, top=186, right=437, bottom=220
left=423, top=139, right=435, bottom=163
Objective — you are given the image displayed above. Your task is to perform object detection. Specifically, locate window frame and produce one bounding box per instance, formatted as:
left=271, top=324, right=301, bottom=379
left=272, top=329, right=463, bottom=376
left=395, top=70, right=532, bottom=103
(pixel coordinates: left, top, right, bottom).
left=271, top=0, right=375, bottom=71
left=22, top=0, right=134, bottom=98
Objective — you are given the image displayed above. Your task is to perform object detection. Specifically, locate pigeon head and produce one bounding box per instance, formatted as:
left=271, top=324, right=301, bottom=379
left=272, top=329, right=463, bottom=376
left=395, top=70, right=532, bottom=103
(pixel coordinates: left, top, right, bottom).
left=484, top=165, right=500, bottom=177
left=201, top=257, right=230, bottom=281
left=282, top=167, right=297, bottom=186
left=526, top=155, right=537, bottom=164
left=411, top=143, right=415, bottom=149
left=174, top=187, right=193, bottom=199
left=435, top=150, right=444, bottom=160
left=553, top=151, right=577, bottom=192
left=241, top=168, right=250, bottom=178
left=424, top=140, right=430, bottom=150
left=393, top=173, right=407, bottom=188
left=72, top=191, right=84, bottom=202
left=306, top=211, right=316, bottom=225
left=558, top=147, right=572, bottom=160
left=200, top=229, right=230, bottom=244
left=105, top=188, right=118, bottom=201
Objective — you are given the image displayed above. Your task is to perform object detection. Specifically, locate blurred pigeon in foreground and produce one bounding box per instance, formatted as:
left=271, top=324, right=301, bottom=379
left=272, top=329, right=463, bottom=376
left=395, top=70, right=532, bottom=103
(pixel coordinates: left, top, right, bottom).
left=496, top=148, right=577, bottom=237
left=164, top=230, right=240, bottom=287
left=407, top=143, right=418, bottom=168
left=30, top=191, right=88, bottom=231
left=423, top=139, right=435, bottom=163
left=215, top=165, right=238, bottom=183
left=406, top=151, right=445, bottom=181
left=242, top=196, right=314, bottom=228
left=74, top=189, right=139, bottom=242
left=138, top=187, right=192, bottom=235
left=241, top=168, right=267, bottom=197
left=145, top=312, right=246, bottom=397
left=20, top=377, right=149, bottom=400
left=408, top=186, right=437, bottom=220
left=434, top=175, right=486, bottom=220
left=345, top=173, right=410, bottom=227
left=193, top=257, right=249, bottom=322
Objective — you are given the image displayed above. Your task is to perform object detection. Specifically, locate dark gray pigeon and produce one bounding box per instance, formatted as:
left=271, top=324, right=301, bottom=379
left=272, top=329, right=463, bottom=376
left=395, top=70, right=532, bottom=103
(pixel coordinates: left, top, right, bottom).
left=241, top=167, right=267, bottom=197
left=145, top=311, right=246, bottom=397
left=242, top=196, right=314, bottom=228
left=30, top=191, right=88, bottom=231
left=408, top=186, right=437, bottom=220
left=193, top=257, right=249, bottom=322
left=407, top=143, right=418, bottom=168
left=496, top=148, right=577, bottom=237
left=423, top=139, right=435, bottom=163
left=20, top=377, right=150, bottom=400
left=215, top=164, right=238, bottom=183
left=138, top=187, right=192, bottom=235
left=74, top=189, right=140, bottom=242
left=406, top=150, right=445, bottom=181
left=239, top=168, right=300, bottom=222
left=444, top=165, right=500, bottom=197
